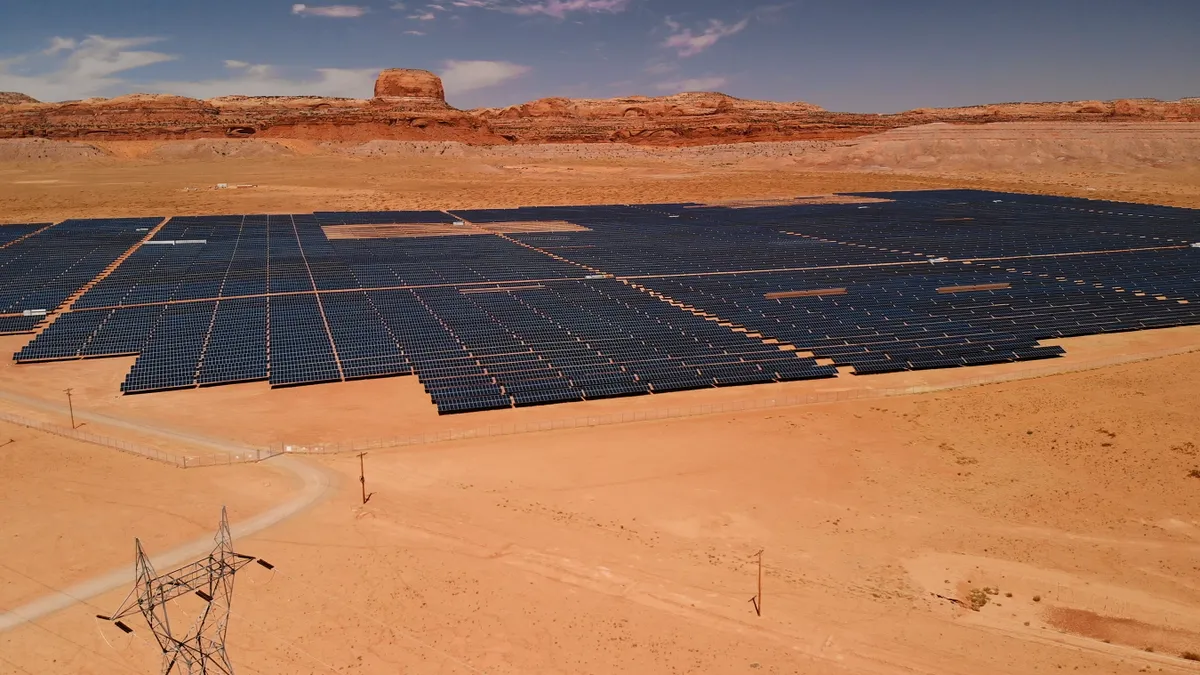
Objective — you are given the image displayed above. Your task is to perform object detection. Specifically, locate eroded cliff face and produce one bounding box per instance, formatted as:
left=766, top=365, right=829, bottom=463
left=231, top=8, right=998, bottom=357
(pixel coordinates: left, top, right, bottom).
left=0, top=92, right=39, bottom=105
left=373, top=69, right=446, bottom=101
left=0, top=70, right=1196, bottom=146
left=0, top=70, right=499, bottom=143
left=468, top=92, right=848, bottom=144
left=903, top=98, right=1200, bottom=121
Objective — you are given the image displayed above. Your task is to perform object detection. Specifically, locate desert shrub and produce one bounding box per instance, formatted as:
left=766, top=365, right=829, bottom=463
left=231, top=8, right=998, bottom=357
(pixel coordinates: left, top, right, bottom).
left=967, top=588, right=990, bottom=611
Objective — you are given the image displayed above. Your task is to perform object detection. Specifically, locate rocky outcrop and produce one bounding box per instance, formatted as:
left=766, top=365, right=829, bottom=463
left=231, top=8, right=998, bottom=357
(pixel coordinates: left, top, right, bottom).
left=373, top=69, right=446, bottom=102
left=0, top=92, right=39, bottom=105
left=0, top=69, right=1196, bottom=146
left=902, top=98, right=1200, bottom=122
left=474, top=94, right=1200, bottom=144
left=0, top=73, right=499, bottom=143
left=470, top=92, right=844, bottom=144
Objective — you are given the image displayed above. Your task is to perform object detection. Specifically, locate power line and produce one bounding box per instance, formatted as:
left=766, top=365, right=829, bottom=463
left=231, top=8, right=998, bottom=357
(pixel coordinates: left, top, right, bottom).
left=0, top=653, right=39, bottom=675
left=17, top=615, right=145, bottom=675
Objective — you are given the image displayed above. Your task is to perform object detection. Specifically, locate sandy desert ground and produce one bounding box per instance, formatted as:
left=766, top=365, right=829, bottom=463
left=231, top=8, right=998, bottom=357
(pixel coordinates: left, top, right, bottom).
left=3, top=122, right=1200, bottom=222
left=2, top=123, right=1200, bottom=674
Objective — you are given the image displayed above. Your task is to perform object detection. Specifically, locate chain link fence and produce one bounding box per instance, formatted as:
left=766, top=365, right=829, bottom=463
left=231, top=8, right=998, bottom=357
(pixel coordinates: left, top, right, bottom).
left=0, top=410, right=277, bottom=468
left=4, top=343, right=1196, bottom=464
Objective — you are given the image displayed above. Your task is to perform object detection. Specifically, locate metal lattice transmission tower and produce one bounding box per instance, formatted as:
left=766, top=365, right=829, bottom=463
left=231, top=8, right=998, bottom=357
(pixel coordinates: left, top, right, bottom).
left=98, top=507, right=274, bottom=675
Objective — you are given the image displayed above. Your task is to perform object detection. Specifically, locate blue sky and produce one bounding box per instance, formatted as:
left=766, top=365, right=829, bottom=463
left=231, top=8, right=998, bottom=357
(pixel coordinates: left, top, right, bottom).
left=1, top=0, right=1197, bottom=110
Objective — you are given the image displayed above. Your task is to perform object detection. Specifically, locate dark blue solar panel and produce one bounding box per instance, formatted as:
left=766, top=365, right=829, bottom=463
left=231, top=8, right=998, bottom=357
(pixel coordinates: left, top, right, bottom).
left=0, top=315, right=43, bottom=335
left=268, top=293, right=340, bottom=387
left=6, top=191, right=1199, bottom=412
left=197, top=297, right=268, bottom=385
left=0, top=223, right=50, bottom=247
left=14, top=310, right=110, bottom=361
left=0, top=217, right=159, bottom=315
left=122, top=302, right=216, bottom=394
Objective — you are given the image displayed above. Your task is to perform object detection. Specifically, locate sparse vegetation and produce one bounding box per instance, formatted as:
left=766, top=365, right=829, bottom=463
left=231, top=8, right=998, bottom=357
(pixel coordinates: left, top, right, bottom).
left=1181, top=652, right=1200, bottom=661
left=1033, top=595, right=1042, bottom=603
left=1188, top=469, right=1200, bottom=479
left=967, top=588, right=990, bottom=611
left=1172, top=442, right=1197, bottom=456
left=1144, top=646, right=1155, bottom=653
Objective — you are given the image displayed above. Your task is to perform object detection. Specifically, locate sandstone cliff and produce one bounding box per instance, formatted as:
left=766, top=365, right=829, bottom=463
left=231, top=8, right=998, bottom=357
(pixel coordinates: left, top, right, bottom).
left=0, top=70, right=499, bottom=143
left=1, top=69, right=1196, bottom=146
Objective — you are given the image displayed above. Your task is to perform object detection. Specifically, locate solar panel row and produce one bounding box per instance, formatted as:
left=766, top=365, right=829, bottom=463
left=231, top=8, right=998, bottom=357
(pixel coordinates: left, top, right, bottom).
left=76, top=215, right=290, bottom=307
left=122, top=302, right=216, bottom=394
left=198, top=297, right=268, bottom=386
left=0, top=315, right=44, bottom=335
left=8, top=191, right=1199, bottom=413
left=638, top=254, right=1199, bottom=375
left=0, top=222, right=50, bottom=247
left=0, top=218, right=159, bottom=332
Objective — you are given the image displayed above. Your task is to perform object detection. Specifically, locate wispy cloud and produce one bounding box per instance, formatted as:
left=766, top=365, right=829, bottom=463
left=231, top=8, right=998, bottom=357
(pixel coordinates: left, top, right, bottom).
left=0, top=35, right=176, bottom=101
left=663, top=17, right=748, bottom=57
left=644, top=61, right=677, bottom=76
left=440, top=59, right=530, bottom=95
left=404, top=30, right=427, bottom=35
left=291, top=4, right=368, bottom=18
left=0, top=34, right=381, bottom=101
left=507, top=0, right=630, bottom=18
left=43, top=37, right=78, bottom=56
left=444, top=0, right=630, bottom=19
left=152, top=62, right=380, bottom=99
left=655, top=76, right=728, bottom=93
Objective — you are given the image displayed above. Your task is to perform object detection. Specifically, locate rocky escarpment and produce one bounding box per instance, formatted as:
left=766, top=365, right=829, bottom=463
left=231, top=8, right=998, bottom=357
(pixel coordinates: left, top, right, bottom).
left=469, top=92, right=851, bottom=144
left=904, top=98, right=1200, bottom=122
left=0, top=70, right=499, bottom=143
left=470, top=94, right=1200, bottom=145
left=0, top=69, right=1197, bottom=146
left=0, top=92, right=39, bottom=105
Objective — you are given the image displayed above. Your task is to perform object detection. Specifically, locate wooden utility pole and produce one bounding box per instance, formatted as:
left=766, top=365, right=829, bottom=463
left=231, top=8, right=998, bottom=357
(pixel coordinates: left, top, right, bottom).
left=749, top=549, right=763, bottom=616
left=757, top=549, right=763, bottom=615
left=358, top=452, right=369, bottom=504
left=64, top=388, right=76, bottom=429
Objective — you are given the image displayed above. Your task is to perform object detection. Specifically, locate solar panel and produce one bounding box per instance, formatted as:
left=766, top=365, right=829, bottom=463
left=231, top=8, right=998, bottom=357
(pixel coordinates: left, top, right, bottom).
left=5, top=194, right=1198, bottom=413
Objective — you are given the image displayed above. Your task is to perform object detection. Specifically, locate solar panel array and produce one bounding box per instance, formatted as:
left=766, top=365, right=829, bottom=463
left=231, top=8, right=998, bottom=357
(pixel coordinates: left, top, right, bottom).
left=8, top=191, right=1200, bottom=412
left=0, top=218, right=159, bottom=334
left=0, top=315, right=43, bottom=335
left=0, top=222, right=49, bottom=247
